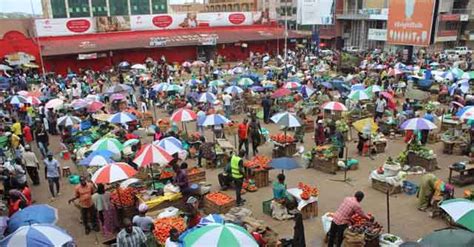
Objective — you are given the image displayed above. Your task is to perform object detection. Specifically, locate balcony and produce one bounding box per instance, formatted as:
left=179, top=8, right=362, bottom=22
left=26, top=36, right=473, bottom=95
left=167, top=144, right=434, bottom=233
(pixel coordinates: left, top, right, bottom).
left=336, top=8, right=387, bottom=20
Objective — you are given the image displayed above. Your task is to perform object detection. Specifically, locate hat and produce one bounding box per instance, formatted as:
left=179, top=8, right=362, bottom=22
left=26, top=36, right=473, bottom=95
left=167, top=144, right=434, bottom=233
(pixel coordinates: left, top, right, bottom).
left=186, top=196, right=198, bottom=204
left=317, top=120, right=324, bottom=124
left=25, top=145, right=30, bottom=150
left=47, top=151, right=53, bottom=156
left=138, top=203, right=148, bottom=213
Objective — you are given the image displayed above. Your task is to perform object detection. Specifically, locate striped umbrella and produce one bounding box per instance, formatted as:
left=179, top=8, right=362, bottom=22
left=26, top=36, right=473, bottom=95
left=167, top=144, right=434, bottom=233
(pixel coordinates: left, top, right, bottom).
left=79, top=150, right=114, bottom=166
left=224, top=85, right=244, bottom=94
left=283, top=82, right=301, bottom=90
left=451, top=68, right=464, bottom=78
left=461, top=71, right=474, bottom=80
left=459, top=106, right=474, bottom=120
left=400, top=118, right=437, bottom=130
left=108, top=112, right=137, bottom=124
left=0, top=224, right=73, bottom=247
left=300, top=85, right=315, bottom=98
left=171, top=108, right=197, bottom=122
left=105, top=84, right=132, bottom=94
left=152, top=83, right=170, bottom=92
left=440, top=198, right=474, bottom=231
left=181, top=223, right=258, bottom=247
left=321, top=101, right=348, bottom=111
left=237, top=77, right=254, bottom=87
left=271, top=111, right=301, bottom=128
left=57, top=115, right=82, bottom=127
left=133, top=144, right=173, bottom=167
left=441, top=71, right=457, bottom=81
left=90, top=138, right=124, bottom=155
left=9, top=95, right=28, bottom=105
left=271, top=88, right=292, bottom=98
left=110, top=93, right=126, bottom=101
left=365, top=85, right=382, bottom=94
left=87, top=101, right=104, bottom=113
left=348, top=90, right=370, bottom=101
left=156, top=136, right=183, bottom=155
left=27, top=96, right=42, bottom=106
left=91, top=162, right=137, bottom=184
left=201, top=114, right=230, bottom=126
left=123, top=139, right=140, bottom=147
left=45, top=98, right=64, bottom=109
left=198, top=92, right=217, bottom=103
left=198, top=214, right=224, bottom=227
left=188, top=78, right=203, bottom=86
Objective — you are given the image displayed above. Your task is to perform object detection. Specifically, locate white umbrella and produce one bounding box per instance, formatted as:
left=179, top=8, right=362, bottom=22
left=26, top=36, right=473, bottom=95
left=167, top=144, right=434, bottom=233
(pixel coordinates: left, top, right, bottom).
left=131, top=64, right=146, bottom=70
left=57, top=115, right=82, bottom=127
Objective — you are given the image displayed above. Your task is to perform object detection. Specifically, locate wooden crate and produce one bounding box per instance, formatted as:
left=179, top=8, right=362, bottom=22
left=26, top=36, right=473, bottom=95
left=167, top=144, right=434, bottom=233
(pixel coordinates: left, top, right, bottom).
left=374, top=142, right=386, bottom=153
left=371, top=179, right=402, bottom=195
left=204, top=159, right=217, bottom=169
left=272, top=143, right=296, bottom=158
left=204, top=196, right=236, bottom=214
left=252, top=169, right=269, bottom=188
left=301, top=201, right=318, bottom=219
left=188, top=169, right=206, bottom=184
left=407, top=152, right=438, bottom=171
left=313, top=157, right=338, bottom=174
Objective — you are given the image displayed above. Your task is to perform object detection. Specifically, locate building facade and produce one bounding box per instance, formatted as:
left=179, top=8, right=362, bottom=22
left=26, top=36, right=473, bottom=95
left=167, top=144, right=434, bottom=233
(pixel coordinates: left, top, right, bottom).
left=204, top=0, right=257, bottom=12
left=41, top=0, right=168, bottom=18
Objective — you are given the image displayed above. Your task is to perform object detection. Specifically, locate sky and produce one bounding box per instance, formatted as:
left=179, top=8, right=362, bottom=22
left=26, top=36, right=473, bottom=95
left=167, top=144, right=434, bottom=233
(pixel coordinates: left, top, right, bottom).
left=0, top=0, right=43, bottom=14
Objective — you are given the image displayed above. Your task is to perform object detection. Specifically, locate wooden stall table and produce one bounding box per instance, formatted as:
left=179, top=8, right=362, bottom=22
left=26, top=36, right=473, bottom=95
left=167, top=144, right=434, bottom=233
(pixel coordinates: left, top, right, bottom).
left=407, top=151, right=438, bottom=171
left=136, top=192, right=183, bottom=212
left=371, top=178, right=402, bottom=195
left=287, top=188, right=318, bottom=219
left=449, top=163, right=474, bottom=186
left=244, top=167, right=270, bottom=188
left=440, top=119, right=462, bottom=132
left=271, top=141, right=297, bottom=158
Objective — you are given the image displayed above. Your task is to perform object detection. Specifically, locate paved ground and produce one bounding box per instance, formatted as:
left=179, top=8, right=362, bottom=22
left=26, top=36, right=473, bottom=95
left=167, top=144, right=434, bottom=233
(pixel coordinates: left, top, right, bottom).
left=28, top=107, right=472, bottom=246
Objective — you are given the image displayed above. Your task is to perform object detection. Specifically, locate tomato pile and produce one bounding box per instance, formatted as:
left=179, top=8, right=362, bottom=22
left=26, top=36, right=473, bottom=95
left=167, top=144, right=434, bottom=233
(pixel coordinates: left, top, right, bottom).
left=110, top=187, right=138, bottom=207
left=243, top=179, right=258, bottom=192
left=159, top=170, right=174, bottom=179
left=206, top=192, right=234, bottom=205
left=270, top=134, right=295, bottom=144
left=188, top=167, right=202, bottom=175
left=244, top=155, right=270, bottom=171
left=153, top=217, right=186, bottom=244
left=349, top=213, right=382, bottom=236
left=298, top=182, right=319, bottom=200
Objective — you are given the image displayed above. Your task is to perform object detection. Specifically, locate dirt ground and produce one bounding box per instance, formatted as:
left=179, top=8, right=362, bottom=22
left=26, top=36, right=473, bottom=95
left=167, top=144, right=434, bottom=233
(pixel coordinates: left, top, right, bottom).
left=29, top=108, right=472, bottom=246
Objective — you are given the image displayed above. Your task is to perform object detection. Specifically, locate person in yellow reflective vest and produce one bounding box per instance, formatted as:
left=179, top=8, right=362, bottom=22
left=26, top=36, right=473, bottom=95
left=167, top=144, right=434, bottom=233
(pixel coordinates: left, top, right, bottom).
left=230, top=149, right=246, bottom=206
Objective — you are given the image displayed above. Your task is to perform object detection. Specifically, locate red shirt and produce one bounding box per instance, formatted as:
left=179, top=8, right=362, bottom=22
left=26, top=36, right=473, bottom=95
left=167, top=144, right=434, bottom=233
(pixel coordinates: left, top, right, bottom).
left=238, top=123, right=248, bottom=140
left=23, top=126, right=33, bottom=143
left=125, top=133, right=139, bottom=140
left=22, top=187, right=32, bottom=205
left=332, top=197, right=369, bottom=225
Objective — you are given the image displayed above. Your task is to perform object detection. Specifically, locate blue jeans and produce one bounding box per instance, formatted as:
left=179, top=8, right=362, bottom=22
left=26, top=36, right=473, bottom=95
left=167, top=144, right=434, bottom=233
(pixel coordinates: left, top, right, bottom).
left=47, top=177, right=60, bottom=197
left=37, top=142, right=48, bottom=158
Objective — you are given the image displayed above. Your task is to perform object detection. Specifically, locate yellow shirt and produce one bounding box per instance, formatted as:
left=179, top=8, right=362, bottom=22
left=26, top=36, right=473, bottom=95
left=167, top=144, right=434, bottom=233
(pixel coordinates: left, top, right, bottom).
left=11, top=122, right=22, bottom=136
left=11, top=134, right=20, bottom=149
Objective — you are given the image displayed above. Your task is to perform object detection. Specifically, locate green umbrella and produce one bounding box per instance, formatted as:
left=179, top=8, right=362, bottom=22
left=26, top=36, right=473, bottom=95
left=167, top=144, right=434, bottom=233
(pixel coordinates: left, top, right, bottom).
left=166, top=84, right=183, bottom=92
left=237, top=77, right=254, bottom=87
left=90, top=138, right=123, bottom=155
left=451, top=68, right=464, bottom=78
left=420, top=229, right=474, bottom=246
left=123, top=139, right=140, bottom=147
left=181, top=223, right=258, bottom=247
left=462, top=71, right=474, bottom=80
left=440, top=198, right=474, bottom=231
left=348, top=90, right=370, bottom=101
left=209, top=79, right=226, bottom=87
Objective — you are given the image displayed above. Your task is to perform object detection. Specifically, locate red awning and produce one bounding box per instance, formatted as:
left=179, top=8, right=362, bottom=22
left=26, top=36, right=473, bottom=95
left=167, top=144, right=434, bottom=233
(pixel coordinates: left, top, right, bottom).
left=39, top=25, right=306, bottom=56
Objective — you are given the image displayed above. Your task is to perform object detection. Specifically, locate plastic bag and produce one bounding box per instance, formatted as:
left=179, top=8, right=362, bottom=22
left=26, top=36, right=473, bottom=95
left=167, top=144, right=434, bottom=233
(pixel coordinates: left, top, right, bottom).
left=157, top=207, right=179, bottom=219
left=321, top=212, right=333, bottom=234
left=379, top=233, right=403, bottom=247
left=164, top=183, right=180, bottom=194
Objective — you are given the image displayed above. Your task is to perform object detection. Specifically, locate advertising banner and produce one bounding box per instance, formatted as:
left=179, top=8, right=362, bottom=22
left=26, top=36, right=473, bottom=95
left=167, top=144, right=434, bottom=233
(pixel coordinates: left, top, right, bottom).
left=365, top=0, right=386, bottom=9
left=35, top=18, right=96, bottom=37
left=368, top=29, right=387, bottom=41
left=297, top=0, right=334, bottom=25
left=387, top=0, right=436, bottom=46
left=96, top=16, right=131, bottom=32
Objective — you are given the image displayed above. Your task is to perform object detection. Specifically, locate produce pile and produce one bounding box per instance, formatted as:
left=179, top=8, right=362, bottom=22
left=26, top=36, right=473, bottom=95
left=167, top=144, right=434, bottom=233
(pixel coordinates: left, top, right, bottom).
left=298, top=182, right=319, bottom=200
left=335, top=120, right=349, bottom=133
left=153, top=217, right=186, bottom=244
left=270, top=134, right=295, bottom=144
left=397, top=142, right=435, bottom=163
left=205, top=192, right=234, bottom=206
left=244, top=155, right=270, bottom=171
left=110, top=187, right=139, bottom=207
left=243, top=179, right=258, bottom=192
left=188, top=167, right=202, bottom=175
left=348, top=213, right=382, bottom=239
left=312, top=145, right=338, bottom=160
left=159, top=170, right=174, bottom=180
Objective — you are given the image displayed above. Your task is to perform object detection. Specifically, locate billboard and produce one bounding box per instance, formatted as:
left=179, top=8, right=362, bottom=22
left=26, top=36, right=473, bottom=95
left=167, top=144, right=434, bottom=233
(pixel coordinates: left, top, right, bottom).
left=387, top=0, right=436, bottom=46
left=35, top=12, right=270, bottom=37
left=297, top=0, right=334, bottom=25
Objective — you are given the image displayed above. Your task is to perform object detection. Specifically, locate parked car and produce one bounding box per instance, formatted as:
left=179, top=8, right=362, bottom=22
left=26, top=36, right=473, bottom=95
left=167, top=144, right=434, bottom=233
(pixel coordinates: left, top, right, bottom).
left=445, top=46, right=472, bottom=56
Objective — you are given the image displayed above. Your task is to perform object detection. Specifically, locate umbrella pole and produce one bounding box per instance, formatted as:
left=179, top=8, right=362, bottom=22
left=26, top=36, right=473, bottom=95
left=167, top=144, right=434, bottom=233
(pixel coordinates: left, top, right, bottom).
left=386, top=189, right=391, bottom=233
left=149, top=165, right=156, bottom=190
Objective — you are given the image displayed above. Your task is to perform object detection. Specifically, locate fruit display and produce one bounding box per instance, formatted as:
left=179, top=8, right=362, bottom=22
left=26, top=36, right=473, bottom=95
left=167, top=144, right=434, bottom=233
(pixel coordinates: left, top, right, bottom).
left=110, top=187, right=138, bottom=207
left=312, top=145, right=338, bottom=160
left=205, top=192, right=234, bottom=206
left=270, top=133, right=295, bottom=144
left=159, top=170, right=174, bottom=180
left=188, top=167, right=202, bottom=175
left=244, top=155, right=271, bottom=171
left=348, top=213, right=382, bottom=238
left=298, top=182, right=319, bottom=199
left=153, top=216, right=186, bottom=244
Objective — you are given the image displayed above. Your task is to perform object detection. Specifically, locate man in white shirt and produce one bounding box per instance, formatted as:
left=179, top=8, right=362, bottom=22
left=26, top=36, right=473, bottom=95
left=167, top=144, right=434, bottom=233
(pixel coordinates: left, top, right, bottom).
left=22, top=145, right=40, bottom=185
left=375, top=94, right=387, bottom=121
left=222, top=92, right=232, bottom=118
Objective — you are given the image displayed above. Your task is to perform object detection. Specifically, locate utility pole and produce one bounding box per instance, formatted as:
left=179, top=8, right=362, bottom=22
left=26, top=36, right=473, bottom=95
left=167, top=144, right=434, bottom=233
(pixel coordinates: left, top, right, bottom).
left=284, top=0, right=289, bottom=61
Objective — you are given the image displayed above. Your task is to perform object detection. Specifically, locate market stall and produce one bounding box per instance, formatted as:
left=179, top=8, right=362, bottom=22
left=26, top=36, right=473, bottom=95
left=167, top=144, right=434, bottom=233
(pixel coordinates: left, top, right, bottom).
left=270, top=134, right=297, bottom=158
left=370, top=157, right=406, bottom=195
left=441, top=129, right=469, bottom=155
left=203, top=192, right=236, bottom=214
left=397, top=142, right=438, bottom=171
left=311, top=145, right=339, bottom=174
left=342, top=213, right=383, bottom=247
left=449, top=161, right=474, bottom=186
left=287, top=183, right=319, bottom=219
left=244, top=155, right=271, bottom=188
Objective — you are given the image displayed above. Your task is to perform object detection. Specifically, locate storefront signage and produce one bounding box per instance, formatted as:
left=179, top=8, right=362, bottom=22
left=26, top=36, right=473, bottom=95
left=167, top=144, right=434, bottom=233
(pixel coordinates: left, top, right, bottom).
left=78, top=53, right=97, bottom=60
left=36, top=18, right=96, bottom=37
left=368, top=29, right=387, bottom=41
left=460, top=14, right=469, bottom=21
left=148, top=34, right=219, bottom=47
left=5, top=52, right=36, bottom=66
left=439, top=14, right=460, bottom=21
left=297, top=0, right=334, bottom=25
left=199, top=36, right=217, bottom=45
left=387, top=0, right=436, bottom=46
left=149, top=37, right=167, bottom=47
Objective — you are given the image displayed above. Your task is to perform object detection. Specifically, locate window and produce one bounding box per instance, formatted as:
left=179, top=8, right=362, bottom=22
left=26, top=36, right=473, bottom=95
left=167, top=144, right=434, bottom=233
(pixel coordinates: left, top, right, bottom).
left=131, top=0, right=150, bottom=15
left=152, top=0, right=167, bottom=14
left=92, top=0, right=107, bottom=16
left=110, top=0, right=129, bottom=16
left=68, top=0, right=90, bottom=18
left=292, top=7, right=296, bottom=14
left=51, top=0, right=67, bottom=18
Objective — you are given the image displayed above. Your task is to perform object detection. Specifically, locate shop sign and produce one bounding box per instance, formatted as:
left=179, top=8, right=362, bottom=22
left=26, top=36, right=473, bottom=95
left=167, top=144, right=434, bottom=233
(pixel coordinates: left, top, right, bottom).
left=460, top=14, right=469, bottom=21
left=149, top=34, right=219, bottom=47
left=199, top=36, right=217, bottom=45
left=78, top=53, right=97, bottom=60
left=368, top=29, right=387, bottom=41
left=149, top=37, right=167, bottom=47
left=5, top=52, right=35, bottom=66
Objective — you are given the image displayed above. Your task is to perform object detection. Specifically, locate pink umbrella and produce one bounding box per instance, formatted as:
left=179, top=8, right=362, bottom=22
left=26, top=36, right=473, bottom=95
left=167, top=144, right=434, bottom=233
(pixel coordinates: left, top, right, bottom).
left=170, top=108, right=197, bottom=122
left=133, top=144, right=173, bottom=167
left=283, top=82, right=301, bottom=90
left=182, top=61, right=192, bottom=67
left=91, top=162, right=137, bottom=184
left=71, top=99, right=88, bottom=109
left=380, top=92, right=397, bottom=110
left=45, top=98, right=64, bottom=109
left=321, top=101, right=348, bottom=111
left=111, top=93, right=126, bottom=101
left=87, top=101, right=105, bottom=113
left=271, top=88, right=292, bottom=98
left=17, top=91, right=29, bottom=96
left=27, top=96, right=42, bottom=106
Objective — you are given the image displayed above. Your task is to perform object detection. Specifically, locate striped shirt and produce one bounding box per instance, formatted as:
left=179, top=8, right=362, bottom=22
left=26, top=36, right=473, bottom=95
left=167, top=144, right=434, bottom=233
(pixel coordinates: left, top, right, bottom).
left=116, top=226, right=147, bottom=247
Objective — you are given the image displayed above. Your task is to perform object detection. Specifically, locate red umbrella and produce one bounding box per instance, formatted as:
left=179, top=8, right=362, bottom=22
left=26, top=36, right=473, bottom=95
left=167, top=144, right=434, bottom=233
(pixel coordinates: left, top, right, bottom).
left=91, top=162, right=137, bottom=184
left=87, top=101, right=104, bottom=113
left=170, top=108, right=197, bottom=122
left=271, top=88, right=292, bottom=98
left=133, top=144, right=173, bottom=167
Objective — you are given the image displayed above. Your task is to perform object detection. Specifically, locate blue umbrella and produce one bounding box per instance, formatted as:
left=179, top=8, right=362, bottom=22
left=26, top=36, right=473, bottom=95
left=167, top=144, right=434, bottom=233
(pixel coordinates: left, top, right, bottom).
left=108, top=112, right=137, bottom=124
left=351, top=83, right=366, bottom=91
left=156, top=136, right=183, bottom=154
left=301, top=86, right=315, bottom=98
left=198, top=92, right=217, bottom=103
left=8, top=205, right=58, bottom=232
left=321, top=81, right=333, bottom=89
left=1, top=224, right=73, bottom=247
left=201, top=114, right=230, bottom=126
left=198, top=214, right=224, bottom=227
left=224, top=85, right=244, bottom=94
left=251, top=85, right=265, bottom=92
left=270, top=157, right=300, bottom=171
left=79, top=150, right=114, bottom=166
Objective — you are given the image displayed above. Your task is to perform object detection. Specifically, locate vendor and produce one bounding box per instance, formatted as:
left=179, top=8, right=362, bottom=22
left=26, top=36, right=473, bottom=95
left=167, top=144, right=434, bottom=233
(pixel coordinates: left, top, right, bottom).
left=417, top=173, right=454, bottom=211
left=328, top=191, right=371, bottom=247
left=271, top=174, right=293, bottom=220
left=218, top=162, right=232, bottom=190
left=172, top=164, right=190, bottom=196
left=184, top=196, right=201, bottom=229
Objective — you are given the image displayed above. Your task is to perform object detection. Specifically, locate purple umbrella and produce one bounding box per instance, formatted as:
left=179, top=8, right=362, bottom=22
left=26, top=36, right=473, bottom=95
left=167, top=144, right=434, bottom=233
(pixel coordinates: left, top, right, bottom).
left=400, top=118, right=437, bottom=130
left=321, top=81, right=333, bottom=89
left=251, top=86, right=264, bottom=92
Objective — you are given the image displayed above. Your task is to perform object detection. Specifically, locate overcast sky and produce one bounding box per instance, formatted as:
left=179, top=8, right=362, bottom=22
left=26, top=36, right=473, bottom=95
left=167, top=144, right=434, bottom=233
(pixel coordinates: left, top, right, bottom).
left=0, top=0, right=204, bottom=14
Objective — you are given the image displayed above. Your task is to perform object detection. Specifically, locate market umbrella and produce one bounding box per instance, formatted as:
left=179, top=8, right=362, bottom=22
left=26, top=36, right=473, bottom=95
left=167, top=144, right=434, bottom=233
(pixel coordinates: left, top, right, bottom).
left=0, top=224, right=74, bottom=247
left=57, top=115, right=82, bottom=127
left=321, top=101, right=348, bottom=111
left=400, top=118, right=437, bottom=130
left=459, top=106, right=474, bottom=120
left=192, top=60, right=205, bottom=67
left=198, top=214, right=224, bottom=227
left=152, top=83, right=170, bottom=92
left=92, top=113, right=112, bottom=122
left=156, top=137, right=183, bottom=155
left=70, top=99, right=88, bottom=109
left=209, top=79, right=226, bottom=87
left=440, top=198, right=474, bottom=231
left=79, top=150, right=115, bottom=167
left=201, top=114, right=230, bottom=126
left=419, top=228, right=474, bottom=246
left=283, top=82, right=301, bottom=90
left=26, top=96, right=41, bottom=106
left=182, top=61, right=192, bottom=67
left=198, top=92, right=217, bottom=103
left=108, top=112, right=137, bottom=124
left=45, top=98, right=64, bottom=110
left=270, top=157, right=301, bottom=173
left=171, top=108, right=197, bottom=122
left=351, top=83, right=366, bottom=91
left=90, top=138, right=123, bottom=156
left=188, top=78, right=203, bottom=86
left=118, top=61, right=130, bottom=70
left=301, top=85, right=315, bottom=98
left=271, top=111, right=302, bottom=128
left=321, top=81, right=333, bottom=89
left=451, top=68, right=464, bottom=78
left=133, top=144, right=173, bottom=167
left=250, top=86, right=265, bottom=92
left=8, top=205, right=58, bottom=232
left=348, top=90, right=370, bottom=101
left=271, top=88, right=292, bottom=98
left=9, top=95, right=28, bottom=105
left=461, top=71, right=474, bottom=80
left=131, top=64, right=146, bottom=70
left=87, top=101, right=104, bottom=113
left=237, top=77, right=254, bottom=87
left=441, top=71, right=457, bottom=81
left=365, top=85, right=382, bottom=94
left=0, top=64, right=13, bottom=71
left=224, top=85, right=244, bottom=94
left=181, top=223, right=258, bottom=247
left=105, top=84, right=132, bottom=94
left=91, top=162, right=137, bottom=184
left=123, top=139, right=140, bottom=147
left=353, top=118, right=378, bottom=134
left=166, top=84, right=183, bottom=92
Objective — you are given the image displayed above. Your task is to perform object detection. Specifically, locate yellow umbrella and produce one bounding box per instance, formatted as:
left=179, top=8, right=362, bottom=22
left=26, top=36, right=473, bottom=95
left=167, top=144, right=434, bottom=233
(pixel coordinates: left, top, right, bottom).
left=352, top=118, right=378, bottom=134
left=92, top=113, right=112, bottom=122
